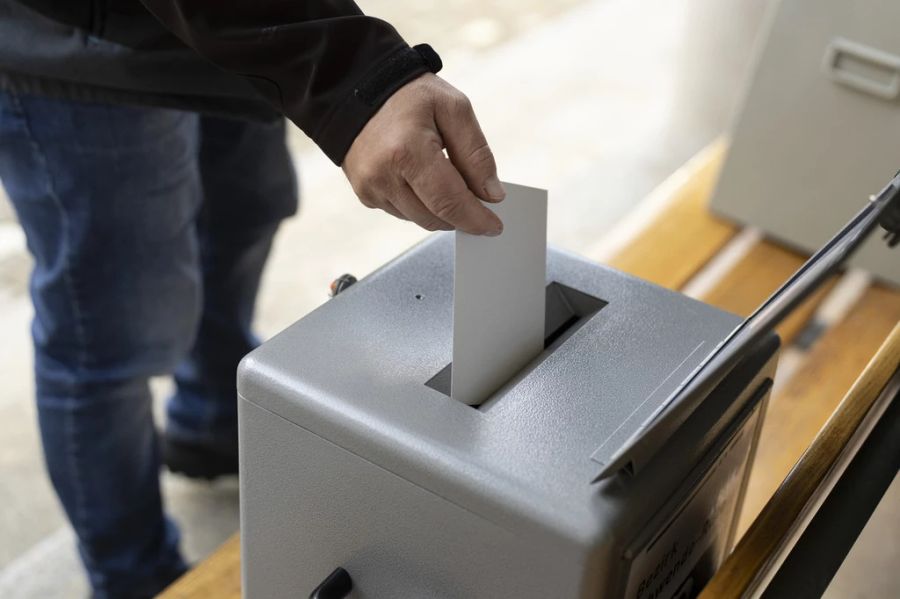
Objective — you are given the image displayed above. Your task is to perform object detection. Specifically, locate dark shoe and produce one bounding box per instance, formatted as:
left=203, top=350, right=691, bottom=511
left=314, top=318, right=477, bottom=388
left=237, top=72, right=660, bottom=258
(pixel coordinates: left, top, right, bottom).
left=162, top=436, right=239, bottom=480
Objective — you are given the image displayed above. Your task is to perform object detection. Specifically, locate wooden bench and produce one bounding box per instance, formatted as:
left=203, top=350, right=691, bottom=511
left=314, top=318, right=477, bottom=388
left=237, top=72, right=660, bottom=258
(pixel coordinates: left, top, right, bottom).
left=160, top=141, right=900, bottom=598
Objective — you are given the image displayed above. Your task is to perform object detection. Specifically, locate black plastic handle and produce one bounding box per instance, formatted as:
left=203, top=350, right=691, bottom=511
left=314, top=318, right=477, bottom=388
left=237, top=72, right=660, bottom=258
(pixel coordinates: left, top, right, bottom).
left=329, top=274, right=357, bottom=297
left=309, top=567, right=353, bottom=599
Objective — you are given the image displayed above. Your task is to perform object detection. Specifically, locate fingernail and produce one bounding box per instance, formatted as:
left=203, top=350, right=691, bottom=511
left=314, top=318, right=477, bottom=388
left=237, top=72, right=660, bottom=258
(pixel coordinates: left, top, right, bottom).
left=484, top=176, right=506, bottom=201
left=487, top=224, right=503, bottom=237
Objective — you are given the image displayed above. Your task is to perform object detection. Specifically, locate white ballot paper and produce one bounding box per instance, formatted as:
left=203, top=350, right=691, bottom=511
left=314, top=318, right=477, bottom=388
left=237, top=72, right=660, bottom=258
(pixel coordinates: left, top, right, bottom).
left=451, top=183, right=548, bottom=405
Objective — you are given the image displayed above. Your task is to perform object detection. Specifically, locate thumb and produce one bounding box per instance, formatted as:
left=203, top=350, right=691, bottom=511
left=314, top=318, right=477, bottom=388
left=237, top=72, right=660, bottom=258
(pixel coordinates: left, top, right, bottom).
left=433, top=88, right=506, bottom=202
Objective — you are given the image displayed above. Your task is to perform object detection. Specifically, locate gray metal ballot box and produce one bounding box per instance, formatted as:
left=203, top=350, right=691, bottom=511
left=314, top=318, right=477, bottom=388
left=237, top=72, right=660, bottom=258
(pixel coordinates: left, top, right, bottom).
left=237, top=234, right=779, bottom=599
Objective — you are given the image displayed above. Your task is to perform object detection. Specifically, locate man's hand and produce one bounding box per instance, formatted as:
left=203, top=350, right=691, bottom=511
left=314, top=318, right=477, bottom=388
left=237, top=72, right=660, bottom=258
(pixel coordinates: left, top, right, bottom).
left=342, top=73, right=506, bottom=236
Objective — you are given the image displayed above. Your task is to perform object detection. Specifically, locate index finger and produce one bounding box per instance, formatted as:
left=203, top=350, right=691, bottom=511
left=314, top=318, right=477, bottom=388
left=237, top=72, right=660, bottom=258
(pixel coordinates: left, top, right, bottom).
left=405, top=143, right=503, bottom=236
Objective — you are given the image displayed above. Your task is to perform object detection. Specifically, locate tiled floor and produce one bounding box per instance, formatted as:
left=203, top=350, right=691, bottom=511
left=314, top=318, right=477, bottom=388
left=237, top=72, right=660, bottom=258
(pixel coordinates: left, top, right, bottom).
left=0, top=0, right=895, bottom=597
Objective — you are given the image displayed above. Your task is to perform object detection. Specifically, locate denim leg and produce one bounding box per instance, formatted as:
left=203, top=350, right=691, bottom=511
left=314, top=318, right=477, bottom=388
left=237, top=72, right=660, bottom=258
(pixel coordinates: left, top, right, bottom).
left=0, top=92, right=203, bottom=598
left=166, top=115, right=297, bottom=451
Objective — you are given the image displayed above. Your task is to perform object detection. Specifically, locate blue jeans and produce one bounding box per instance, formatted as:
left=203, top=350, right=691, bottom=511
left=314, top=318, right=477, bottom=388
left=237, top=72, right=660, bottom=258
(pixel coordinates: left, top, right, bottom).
left=0, top=91, right=297, bottom=598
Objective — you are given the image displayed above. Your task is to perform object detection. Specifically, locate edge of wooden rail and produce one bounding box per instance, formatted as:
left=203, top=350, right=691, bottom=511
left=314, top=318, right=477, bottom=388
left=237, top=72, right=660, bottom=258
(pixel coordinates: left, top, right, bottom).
left=699, top=321, right=900, bottom=598
left=158, top=534, right=242, bottom=598
left=738, top=284, right=900, bottom=531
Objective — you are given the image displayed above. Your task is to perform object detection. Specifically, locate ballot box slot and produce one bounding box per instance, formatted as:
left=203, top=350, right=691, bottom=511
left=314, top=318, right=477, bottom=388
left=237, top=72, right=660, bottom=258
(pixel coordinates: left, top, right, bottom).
left=425, top=282, right=606, bottom=404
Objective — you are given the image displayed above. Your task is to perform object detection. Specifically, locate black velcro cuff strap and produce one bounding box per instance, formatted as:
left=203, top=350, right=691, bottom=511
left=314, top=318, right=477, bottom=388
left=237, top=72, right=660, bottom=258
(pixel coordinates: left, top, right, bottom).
left=314, top=43, right=443, bottom=165
left=354, top=43, right=443, bottom=107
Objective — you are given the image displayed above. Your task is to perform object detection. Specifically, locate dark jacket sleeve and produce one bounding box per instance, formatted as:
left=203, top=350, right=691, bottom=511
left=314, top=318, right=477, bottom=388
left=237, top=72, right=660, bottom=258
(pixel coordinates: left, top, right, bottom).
left=137, top=1, right=442, bottom=165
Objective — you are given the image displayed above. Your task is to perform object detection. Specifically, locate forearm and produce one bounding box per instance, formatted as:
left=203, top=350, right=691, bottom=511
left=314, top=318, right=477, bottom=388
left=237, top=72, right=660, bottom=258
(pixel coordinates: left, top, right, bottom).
left=139, top=0, right=441, bottom=164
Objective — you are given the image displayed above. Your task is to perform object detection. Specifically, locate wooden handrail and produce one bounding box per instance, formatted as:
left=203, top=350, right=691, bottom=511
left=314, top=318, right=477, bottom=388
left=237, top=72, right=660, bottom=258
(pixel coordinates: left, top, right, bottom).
left=700, top=322, right=900, bottom=598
